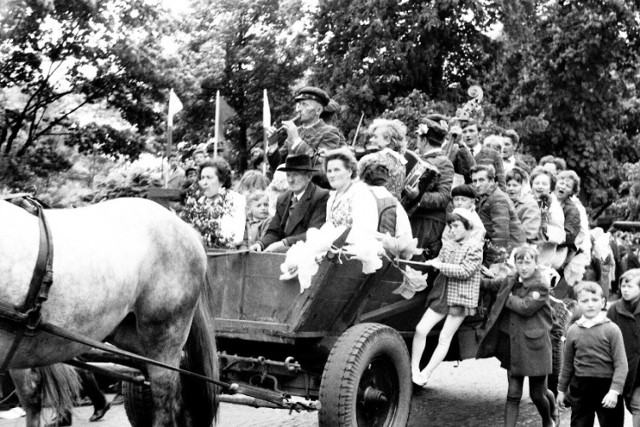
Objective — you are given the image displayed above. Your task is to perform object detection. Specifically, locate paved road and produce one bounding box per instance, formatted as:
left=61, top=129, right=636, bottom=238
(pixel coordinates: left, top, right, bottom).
left=0, top=358, right=632, bottom=426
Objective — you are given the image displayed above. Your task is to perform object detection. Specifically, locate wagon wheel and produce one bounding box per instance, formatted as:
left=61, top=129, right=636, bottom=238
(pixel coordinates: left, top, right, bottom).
left=319, top=323, right=411, bottom=427
left=122, top=381, right=153, bottom=427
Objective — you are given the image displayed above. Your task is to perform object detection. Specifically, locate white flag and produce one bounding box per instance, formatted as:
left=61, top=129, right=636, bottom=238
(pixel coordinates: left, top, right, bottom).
left=168, top=89, right=183, bottom=127
left=263, top=89, right=271, bottom=130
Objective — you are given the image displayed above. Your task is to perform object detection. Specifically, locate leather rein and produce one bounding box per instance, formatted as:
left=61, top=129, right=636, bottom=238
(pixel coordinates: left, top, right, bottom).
left=0, top=195, right=54, bottom=371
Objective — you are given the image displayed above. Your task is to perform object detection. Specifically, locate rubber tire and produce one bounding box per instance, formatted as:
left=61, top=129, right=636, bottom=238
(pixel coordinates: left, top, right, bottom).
left=318, top=323, right=412, bottom=427
left=122, top=381, right=153, bottom=427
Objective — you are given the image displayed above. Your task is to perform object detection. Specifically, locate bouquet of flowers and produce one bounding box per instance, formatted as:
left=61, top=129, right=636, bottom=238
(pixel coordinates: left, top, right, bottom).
left=180, top=190, right=237, bottom=248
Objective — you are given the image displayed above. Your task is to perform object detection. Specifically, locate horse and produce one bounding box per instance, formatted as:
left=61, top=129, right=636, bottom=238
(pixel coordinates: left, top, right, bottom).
left=0, top=197, right=218, bottom=427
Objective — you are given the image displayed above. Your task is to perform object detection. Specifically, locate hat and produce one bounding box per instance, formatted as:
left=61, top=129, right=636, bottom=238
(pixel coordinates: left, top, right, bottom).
left=416, top=118, right=447, bottom=147
left=451, top=184, right=476, bottom=199
left=294, top=86, right=330, bottom=106
left=451, top=207, right=475, bottom=229
left=426, top=113, right=450, bottom=132
left=278, top=154, right=318, bottom=172
left=459, top=118, right=478, bottom=129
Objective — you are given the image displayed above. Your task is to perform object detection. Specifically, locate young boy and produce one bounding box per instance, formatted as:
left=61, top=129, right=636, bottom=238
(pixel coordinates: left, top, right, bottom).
left=558, top=281, right=628, bottom=427
left=244, top=191, right=272, bottom=245
left=607, top=268, right=640, bottom=427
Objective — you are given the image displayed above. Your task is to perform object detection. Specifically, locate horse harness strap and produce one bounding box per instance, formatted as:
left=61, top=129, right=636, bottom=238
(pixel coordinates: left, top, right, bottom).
left=0, top=196, right=54, bottom=371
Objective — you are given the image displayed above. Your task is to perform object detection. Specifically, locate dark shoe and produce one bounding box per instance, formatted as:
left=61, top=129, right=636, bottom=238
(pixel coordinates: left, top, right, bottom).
left=45, top=413, right=72, bottom=427
left=89, top=401, right=111, bottom=422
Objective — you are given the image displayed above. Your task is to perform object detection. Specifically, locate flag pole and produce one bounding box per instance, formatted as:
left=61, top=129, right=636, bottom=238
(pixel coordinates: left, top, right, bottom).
left=263, top=89, right=270, bottom=175
left=351, top=112, right=365, bottom=146
left=214, top=91, right=221, bottom=159
left=166, top=89, right=183, bottom=187
left=164, top=93, right=173, bottom=187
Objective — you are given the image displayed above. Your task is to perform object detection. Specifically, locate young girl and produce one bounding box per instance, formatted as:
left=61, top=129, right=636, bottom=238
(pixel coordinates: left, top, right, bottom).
left=244, top=191, right=272, bottom=245
left=477, top=245, right=556, bottom=427
left=411, top=208, right=483, bottom=387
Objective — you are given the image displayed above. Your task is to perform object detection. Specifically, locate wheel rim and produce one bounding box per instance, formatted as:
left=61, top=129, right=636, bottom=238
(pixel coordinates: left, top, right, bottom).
left=356, top=354, right=399, bottom=426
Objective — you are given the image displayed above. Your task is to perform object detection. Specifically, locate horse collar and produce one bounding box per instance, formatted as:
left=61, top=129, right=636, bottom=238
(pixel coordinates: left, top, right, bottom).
left=0, top=196, right=54, bottom=371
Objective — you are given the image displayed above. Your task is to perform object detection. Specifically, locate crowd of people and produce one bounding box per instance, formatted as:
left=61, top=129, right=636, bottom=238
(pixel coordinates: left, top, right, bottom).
left=168, top=85, right=639, bottom=427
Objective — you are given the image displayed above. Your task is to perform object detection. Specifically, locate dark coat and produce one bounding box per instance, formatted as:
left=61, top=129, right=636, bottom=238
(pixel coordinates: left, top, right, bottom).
left=267, top=120, right=346, bottom=170
left=259, top=182, right=329, bottom=249
left=407, top=149, right=454, bottom=259
left=607, top=300, right=640, bottom=398
left=559, top=197, right=581, bottom=249
left=477, top=270, right=553, bottom=376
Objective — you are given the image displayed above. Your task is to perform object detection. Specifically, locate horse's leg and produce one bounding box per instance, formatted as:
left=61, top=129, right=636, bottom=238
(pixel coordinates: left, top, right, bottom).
left=10, top=368, right=43, bottom=427
left=146, top=363, right=184, bottom=427
left=137, top=320, right=191, bottom=427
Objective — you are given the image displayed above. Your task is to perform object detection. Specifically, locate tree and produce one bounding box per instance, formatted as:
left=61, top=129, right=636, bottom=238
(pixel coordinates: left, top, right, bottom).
left=485, top=0, right=640, bottom=207
left=0, top=0, right=177, bottom=186
left=310, top=0, right=501, bottom=135
left=175, top=0, right=311, bottom=169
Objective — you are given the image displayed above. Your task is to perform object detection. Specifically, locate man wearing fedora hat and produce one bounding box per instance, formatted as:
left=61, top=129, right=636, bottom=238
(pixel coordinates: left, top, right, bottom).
left=250, top=154, right=330, bottom=252
left=267, top=86, right=345, bottom=171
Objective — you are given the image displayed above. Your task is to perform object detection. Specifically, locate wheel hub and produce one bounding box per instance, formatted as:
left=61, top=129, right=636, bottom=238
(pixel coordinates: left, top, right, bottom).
left=362, top=386, right=388, bottom=405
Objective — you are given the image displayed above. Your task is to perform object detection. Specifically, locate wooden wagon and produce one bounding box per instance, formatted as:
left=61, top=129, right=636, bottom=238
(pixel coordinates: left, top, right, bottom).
left=205, top=251, right=485, bottom=426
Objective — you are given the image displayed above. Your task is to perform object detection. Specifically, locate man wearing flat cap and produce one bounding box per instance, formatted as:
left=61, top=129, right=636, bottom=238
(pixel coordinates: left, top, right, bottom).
left=267, top=86, right=345, bottom=172
left=250, top=154, right=330, bottom=252
left=402, top=118, right=454, bottom=259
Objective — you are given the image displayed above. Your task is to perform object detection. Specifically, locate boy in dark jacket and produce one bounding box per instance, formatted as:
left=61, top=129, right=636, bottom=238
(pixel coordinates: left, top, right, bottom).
left=607, top=268, right=640, bottom=427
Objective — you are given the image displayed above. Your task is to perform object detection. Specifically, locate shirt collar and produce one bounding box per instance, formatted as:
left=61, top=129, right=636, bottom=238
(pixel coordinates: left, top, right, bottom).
left=293, top=185, right=308, bottom=201
left=576, top=312, right=610, bottom=328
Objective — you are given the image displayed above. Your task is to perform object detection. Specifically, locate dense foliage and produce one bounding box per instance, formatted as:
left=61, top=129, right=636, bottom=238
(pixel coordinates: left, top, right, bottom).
left=173, top=0, right=311, bottom=169
left=2, top=0, right=640, bottom=218
left=488, top=0, right=640, bottom=208
left=0, top=0, right=176, bottom=187
left=311, top=0, right=500, bottom=137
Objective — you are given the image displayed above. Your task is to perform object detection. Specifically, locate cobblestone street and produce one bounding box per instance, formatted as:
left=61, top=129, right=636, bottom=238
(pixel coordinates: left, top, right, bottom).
left=0, top=358, right=633, bottom=426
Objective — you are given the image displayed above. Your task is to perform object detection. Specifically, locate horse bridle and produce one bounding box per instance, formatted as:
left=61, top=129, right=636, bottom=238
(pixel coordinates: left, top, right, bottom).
left=0, top=195, right=54, bottom=371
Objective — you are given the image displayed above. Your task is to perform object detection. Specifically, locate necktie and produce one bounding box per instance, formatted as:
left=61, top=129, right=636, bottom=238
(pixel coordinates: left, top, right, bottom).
left=285, top=196, right=297, bottom=230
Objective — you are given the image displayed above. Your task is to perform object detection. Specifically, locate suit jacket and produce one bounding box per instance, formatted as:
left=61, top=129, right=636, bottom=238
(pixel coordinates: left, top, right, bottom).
left=456, top=145, right=506, bottom=191
left=259, top=182, right=330, bottom=249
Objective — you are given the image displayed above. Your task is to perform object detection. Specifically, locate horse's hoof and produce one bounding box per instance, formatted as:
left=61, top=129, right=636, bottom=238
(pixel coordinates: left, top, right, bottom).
left=89, top=401, right=111, bottom=422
